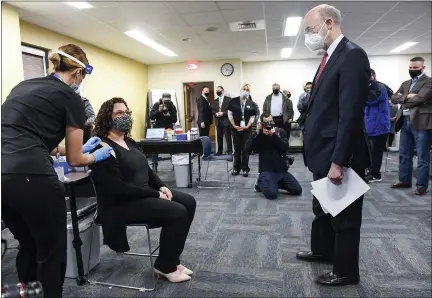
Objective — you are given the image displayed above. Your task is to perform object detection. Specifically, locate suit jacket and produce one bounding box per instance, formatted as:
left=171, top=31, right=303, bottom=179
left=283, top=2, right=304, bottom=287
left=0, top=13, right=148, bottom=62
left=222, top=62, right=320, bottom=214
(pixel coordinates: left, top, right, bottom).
left=197, top=95, right=213, bottom=126
left=390, top=74, right=432, bottom=130
left=303, top=37, right=371, bottom=174
left=263, top=93, right=294, bottom=124
left=212, top=96, right=231, bottom=126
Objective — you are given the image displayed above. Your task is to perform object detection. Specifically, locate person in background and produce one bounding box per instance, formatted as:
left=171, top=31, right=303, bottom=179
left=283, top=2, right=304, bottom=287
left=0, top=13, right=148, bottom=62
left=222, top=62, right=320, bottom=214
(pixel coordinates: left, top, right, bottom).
left=298, top=4, right=370, bottom=286
left=212, top=86, right=232, bottom=155
left=197, top=86, right=213, bottom=137
left=150, top=93, right=178, bottom=170
left=390, top=56, right=432, bottom=195
left=263, top=83, right=294, bottom=141
left=1, top=44, right=112, bottom=298
left=364, top=69, right=391, bottom=183
left=228, top=86, right=256, bottom=177
left=82, top=93, right=96, bottom=143
left=297, top=82, right=313, bottom=113
left=388, top=98, right=399, bottom=148
left=91, top=97, right=196, bottom=283
left=245, top=113, right=302, bottom=200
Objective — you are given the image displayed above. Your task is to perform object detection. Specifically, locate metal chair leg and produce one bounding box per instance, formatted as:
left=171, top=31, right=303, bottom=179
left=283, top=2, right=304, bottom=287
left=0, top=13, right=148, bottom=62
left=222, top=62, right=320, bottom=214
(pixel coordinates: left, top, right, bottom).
left=204, top=161, right=210, bottom=181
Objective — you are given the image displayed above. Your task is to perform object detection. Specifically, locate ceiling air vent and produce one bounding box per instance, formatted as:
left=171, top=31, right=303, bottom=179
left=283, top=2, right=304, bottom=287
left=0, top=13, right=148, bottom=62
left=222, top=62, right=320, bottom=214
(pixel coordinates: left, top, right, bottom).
left=229, top=20, right=266, bottom=32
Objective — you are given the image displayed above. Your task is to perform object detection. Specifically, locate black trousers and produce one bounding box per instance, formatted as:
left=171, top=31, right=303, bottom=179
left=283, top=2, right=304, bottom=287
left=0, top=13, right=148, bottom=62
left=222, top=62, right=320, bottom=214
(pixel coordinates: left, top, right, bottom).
left=216, top=123, right=232, bottom=153
left=232, top=128, right=251, bottom=172
left=199, top=126, right=210, bottom=137
left=310, top=152, right=366, bottom=278
left=369, top=134, right=388, bottom=179
left=387, top=133, right=395, bottom=147
left=1, top=174, right=67, bottom=298
left=107, top=190, right=196, bottom=273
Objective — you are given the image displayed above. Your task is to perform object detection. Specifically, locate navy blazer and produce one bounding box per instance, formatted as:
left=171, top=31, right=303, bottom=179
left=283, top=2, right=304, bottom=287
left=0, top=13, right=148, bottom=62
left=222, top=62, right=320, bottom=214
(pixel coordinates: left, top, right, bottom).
left=303, top=37, right=371, bottom=174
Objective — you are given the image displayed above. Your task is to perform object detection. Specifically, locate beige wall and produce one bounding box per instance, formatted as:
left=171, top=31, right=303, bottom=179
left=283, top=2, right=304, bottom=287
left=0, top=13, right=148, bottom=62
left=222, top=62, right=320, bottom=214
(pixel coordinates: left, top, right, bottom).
left=1, top=3, right=24, bottom=101
left=148, top=59, right=242, bottom=127
left=1, top=3, right=149, bottom=139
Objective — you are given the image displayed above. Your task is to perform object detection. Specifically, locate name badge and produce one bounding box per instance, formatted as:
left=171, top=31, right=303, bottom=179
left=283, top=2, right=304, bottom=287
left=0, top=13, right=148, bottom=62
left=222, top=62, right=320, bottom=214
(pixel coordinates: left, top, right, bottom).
left=246, top=105, right=251, bottom=108
left=240, top=120, right=246, bottom=127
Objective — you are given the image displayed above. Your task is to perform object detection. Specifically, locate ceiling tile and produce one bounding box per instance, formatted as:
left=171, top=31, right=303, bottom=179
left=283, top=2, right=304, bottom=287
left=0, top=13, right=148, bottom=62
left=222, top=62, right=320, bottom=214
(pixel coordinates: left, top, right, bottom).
left=9, top=2, right=73, bottom=16
left=341, top=12, right=386, bottom=24
left=379, top=10, right=427, bottom=24
left=220, top=8, right=264, bottom=23
left=120, top=1, right=174, bottom=15
left=372, top=22, right=408, bottom=31
left=393, top=1, right=432, bottom=14
left=181, top=11, right=226, bottom=26
left=216, top=1, right=263, bottom=11
left=167, top=1, right=219, bottom=14
left=327, top=1, right=397, bottom=14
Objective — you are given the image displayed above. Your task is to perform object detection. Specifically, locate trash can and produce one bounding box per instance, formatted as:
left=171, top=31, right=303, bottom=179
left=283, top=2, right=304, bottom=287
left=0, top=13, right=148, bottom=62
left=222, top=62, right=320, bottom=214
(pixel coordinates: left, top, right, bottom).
left=172, top=154, right=192, bottom=188
left=65, top=198, right=101, bottom=278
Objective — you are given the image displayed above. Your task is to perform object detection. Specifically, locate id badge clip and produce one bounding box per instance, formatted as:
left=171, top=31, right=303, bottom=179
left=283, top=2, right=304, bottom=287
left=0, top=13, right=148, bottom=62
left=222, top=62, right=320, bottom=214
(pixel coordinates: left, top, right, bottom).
left=240, top=120, right=246, bottom=127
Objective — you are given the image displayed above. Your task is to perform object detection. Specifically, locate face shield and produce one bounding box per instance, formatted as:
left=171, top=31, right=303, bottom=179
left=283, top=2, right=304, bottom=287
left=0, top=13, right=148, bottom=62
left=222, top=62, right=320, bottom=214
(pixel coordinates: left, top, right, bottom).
left=56, top=50, right=93, bottom=96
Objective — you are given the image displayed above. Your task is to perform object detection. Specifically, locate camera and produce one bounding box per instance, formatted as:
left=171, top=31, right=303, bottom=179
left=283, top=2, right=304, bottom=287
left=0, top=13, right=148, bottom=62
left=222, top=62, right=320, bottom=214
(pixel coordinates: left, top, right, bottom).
left=1, top=282, right=43, bottom=298
left=159, top=98, right=171, bottom=116
left=261, top=121, right=275, bottom=131
left=285, top=155, right=294, bottom=170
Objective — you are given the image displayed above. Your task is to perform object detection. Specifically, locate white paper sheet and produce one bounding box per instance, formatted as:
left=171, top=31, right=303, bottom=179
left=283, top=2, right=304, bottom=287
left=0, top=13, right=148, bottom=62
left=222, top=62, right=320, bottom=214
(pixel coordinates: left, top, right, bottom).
left=310, top=168, right=370, bottom=217
left=310, top=189, right=329, bottom=214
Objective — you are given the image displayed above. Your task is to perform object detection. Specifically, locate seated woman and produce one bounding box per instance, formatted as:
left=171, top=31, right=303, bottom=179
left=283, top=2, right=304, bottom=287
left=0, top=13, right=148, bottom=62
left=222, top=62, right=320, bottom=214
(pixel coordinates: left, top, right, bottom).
left=90, top=97, right=196, bottom=283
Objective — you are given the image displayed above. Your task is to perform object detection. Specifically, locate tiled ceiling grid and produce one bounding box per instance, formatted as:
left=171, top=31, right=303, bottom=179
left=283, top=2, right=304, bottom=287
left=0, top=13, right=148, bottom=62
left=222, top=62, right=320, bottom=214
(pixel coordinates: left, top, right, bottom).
left=9, top=1, right=432, bottom=64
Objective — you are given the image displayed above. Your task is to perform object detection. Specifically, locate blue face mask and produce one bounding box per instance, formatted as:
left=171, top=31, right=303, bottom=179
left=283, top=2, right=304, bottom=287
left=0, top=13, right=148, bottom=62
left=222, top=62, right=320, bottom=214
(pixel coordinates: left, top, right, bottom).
left=242, top=90, right=250, bottom=98
left=70, top=83, right=81, bottom=92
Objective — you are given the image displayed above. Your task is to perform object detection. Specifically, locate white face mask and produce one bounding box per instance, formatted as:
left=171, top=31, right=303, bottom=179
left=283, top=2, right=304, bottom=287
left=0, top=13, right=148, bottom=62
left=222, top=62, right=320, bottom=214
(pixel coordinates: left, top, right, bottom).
left=304, top=22, right=329, bottom=52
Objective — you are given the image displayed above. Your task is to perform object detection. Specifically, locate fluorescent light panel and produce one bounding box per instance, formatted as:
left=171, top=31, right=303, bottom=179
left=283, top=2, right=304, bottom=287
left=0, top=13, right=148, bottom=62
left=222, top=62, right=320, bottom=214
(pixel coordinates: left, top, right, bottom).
left=125, top=30, right=177, bottom=57
left=66, top=2, right=93, bottom=9
left=390, top=42, right=419, bottom=53
left=281, top=48, right=293, bottom=58
left=284, top=17, right=303, bottom=36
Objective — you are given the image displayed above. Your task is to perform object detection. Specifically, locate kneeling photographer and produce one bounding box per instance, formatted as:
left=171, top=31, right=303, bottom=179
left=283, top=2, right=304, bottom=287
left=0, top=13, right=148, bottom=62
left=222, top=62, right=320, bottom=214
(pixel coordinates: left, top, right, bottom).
left=150, top=93, right=177, bottom=130
left=149, top=93, right=177, bottom=169
left=245, top=113, right=302, bottom=200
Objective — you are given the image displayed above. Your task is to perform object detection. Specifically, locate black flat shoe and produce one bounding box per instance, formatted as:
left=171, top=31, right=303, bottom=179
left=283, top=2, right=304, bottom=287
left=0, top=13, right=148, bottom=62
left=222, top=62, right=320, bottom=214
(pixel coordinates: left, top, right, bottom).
left=215, top=152, right=223, bottom=155
left=316, top=271, right=359, bottom=286
left=296, top=251, right=332, bottom=263
left=242, top=171, right=249, bottom=177
left=231, top=170, right=239, bottom=176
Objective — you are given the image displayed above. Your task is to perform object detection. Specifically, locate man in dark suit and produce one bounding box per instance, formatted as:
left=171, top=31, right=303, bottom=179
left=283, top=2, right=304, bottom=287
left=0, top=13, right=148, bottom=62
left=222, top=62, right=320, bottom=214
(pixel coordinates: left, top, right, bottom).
left=197, top=86, right=213, bottom=136
left=296, top=4, right=370, bottom=286
left=212, top=86, right=232, bottom=154
left=390, top=56, right=431, bottom=195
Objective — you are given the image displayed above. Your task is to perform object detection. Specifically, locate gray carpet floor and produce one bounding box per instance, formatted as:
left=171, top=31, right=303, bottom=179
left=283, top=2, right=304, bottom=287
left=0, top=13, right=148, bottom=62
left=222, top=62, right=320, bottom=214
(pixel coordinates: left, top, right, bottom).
left=2, top=152, right=431, bottom=297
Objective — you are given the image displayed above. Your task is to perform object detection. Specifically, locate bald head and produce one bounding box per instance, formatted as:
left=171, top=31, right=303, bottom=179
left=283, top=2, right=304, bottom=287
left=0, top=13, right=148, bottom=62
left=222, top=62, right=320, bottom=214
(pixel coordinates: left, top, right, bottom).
left=304, top=4, right=342, bottom=51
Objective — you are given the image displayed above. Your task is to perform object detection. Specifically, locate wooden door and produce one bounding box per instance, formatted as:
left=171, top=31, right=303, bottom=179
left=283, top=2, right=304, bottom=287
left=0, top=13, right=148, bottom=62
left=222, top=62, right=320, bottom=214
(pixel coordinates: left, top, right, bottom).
left=208, top=88, right=216, bottom=142
left=183, top=84, right=192, bottom=131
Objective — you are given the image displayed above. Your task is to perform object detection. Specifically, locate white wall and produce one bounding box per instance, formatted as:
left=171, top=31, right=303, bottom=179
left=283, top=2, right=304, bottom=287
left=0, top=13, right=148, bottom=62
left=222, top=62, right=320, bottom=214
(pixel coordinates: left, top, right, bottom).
left=148, top=59, right=242, bottom=127
left=243, top=53, right=432, bottom=120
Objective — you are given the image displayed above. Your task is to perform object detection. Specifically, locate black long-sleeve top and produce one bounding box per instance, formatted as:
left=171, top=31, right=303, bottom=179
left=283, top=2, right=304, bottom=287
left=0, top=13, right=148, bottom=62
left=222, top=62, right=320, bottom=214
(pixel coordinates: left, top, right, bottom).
left=245, top=128, right=289, bottom=173
left=149, top=101, right=177, bottom=129
left=90, top=137, right=165, bottom=207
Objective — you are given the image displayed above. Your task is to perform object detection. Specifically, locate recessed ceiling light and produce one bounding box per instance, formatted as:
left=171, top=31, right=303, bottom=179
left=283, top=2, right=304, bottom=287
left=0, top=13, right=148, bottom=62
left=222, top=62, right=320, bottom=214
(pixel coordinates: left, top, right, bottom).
left=390, top=42, right=419, bottom=53
left=284, top=17, right=303, bottom=36
left=66, top=2, right=94, bottom=9
left=205, top=27, right=219, bottom=32
left=182, top=38, right=192, bottom=42
left=281, top=48, right=293, bottom=58
left=124, top=30, right=177, bottom=57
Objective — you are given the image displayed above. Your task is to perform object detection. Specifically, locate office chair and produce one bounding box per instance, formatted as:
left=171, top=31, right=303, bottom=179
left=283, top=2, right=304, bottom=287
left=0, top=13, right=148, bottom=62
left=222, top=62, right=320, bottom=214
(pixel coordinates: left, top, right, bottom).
left=86, top=172, right=161, bottom=292
left=198, top=136, right=234, bottom=188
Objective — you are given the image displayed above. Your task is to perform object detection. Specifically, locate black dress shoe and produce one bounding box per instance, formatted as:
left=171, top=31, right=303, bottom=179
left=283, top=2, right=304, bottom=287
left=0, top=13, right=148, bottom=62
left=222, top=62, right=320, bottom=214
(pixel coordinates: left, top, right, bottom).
left=316, top=271, right=359, bottom=286
left=296, top=251, right=332, bottom=263
left=232, top=170, right=239, bottom=176
left=215, top=152, right=223, bottom=155
left=242, top=171, right=249, bottom=177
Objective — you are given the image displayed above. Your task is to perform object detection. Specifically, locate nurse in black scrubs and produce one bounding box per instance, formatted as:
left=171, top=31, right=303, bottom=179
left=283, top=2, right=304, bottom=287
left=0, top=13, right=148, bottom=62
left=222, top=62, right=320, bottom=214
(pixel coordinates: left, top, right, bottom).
left=1, top=44, right=112, bottom=298
left=227, top=86, right=257, bottom=177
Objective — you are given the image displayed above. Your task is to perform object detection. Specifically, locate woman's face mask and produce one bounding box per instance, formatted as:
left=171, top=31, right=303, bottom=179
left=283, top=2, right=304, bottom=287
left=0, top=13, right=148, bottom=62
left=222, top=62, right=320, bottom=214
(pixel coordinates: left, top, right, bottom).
left=112, top=113, right=132, bottom=133
left=70, top=70, right=84, bottom=91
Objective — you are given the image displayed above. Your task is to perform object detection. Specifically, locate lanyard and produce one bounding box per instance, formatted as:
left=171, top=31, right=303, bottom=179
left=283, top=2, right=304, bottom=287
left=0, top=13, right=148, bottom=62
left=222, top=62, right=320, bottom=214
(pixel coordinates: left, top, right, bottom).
left=240, top=99, right=246, bottom=120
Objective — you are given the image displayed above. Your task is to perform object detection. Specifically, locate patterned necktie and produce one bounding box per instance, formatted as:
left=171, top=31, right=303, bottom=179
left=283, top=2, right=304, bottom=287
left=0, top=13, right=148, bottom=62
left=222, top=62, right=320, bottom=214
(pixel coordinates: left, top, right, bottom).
left=315, top=51, right=329, bottom=83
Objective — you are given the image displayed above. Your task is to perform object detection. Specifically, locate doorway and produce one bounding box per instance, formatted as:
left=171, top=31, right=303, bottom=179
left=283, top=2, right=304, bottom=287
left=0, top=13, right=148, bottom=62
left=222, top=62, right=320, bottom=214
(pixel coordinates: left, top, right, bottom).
left=183, top=81, right=215, bottom=142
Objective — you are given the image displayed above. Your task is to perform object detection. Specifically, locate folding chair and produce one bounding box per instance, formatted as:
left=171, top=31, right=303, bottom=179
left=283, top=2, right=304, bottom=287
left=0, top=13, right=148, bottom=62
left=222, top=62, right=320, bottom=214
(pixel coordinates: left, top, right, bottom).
left=197, top=136, right=235, bottom=188
left=86, top=173, right=161, bottom=292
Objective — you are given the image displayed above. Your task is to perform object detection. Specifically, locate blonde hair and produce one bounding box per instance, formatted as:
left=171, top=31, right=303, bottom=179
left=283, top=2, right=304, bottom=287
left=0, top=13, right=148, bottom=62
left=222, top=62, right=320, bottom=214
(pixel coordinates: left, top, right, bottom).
left=49, top=44, right=89, bottom=73
left=241, top=83, right=251, bottom=91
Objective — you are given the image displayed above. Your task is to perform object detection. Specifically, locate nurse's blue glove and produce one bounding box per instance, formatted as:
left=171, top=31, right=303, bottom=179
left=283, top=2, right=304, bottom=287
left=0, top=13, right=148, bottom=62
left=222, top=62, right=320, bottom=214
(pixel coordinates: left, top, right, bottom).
left=92, top=146, right=113, bottom=163
left=82, top=137, right=101, bottom=153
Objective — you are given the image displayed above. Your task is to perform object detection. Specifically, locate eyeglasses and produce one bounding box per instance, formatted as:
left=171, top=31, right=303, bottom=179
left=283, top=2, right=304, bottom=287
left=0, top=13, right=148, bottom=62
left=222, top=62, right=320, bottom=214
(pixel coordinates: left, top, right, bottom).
left=113, top=110, right=132, bottom=117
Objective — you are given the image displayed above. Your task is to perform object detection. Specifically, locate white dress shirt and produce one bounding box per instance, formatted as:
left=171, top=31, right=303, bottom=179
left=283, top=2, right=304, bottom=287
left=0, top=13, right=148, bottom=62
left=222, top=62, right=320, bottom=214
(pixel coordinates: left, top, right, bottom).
left=325, top=34, right=344, bottom=65
left=270, top=93, right=283, bottom=116
left=219, top=95, right=224, bottom=111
